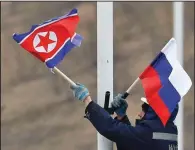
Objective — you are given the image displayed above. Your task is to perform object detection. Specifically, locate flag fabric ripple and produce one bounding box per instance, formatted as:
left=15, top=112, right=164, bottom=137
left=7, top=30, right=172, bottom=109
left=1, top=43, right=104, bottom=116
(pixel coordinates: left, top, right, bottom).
left=13, top=8, right=83, bottom=68
left=139, top=38, right=192, bottom=126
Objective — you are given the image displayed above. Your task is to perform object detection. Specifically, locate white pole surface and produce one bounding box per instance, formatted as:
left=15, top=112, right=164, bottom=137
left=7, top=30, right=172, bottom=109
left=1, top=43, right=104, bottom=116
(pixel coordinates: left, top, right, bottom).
left=173, top=2, right=184, bottom=150
left=97, top=2, right=113, bottom=150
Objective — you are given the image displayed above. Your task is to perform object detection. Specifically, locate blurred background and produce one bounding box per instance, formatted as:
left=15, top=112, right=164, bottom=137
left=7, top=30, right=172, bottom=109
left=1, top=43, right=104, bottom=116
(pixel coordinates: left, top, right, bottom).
left=1, top=2, right=194, bottom=150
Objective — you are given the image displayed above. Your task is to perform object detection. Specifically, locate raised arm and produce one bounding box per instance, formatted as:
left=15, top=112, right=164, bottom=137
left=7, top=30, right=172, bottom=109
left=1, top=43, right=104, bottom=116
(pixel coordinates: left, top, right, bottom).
left=83, top=97, right=152, bottom=146
left=70, top=83, right=152, bottom=146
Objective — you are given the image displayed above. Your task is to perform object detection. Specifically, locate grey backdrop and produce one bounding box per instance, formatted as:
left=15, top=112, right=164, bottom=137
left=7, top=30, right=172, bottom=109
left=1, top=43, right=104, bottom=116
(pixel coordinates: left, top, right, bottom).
left=1, top=2, right=194, bottom=150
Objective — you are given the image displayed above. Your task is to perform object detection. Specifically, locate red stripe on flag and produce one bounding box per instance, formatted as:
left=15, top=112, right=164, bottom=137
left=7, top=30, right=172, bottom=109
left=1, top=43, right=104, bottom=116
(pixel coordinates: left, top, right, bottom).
left=139, top=66, right=162, bottom=98
left=149, top=92, right=171, bottom=126
left=139, top=66, right=171, bottom=126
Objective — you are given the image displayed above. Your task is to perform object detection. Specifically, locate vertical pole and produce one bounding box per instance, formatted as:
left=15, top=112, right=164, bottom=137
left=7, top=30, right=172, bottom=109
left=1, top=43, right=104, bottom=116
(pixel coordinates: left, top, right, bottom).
left=97, top=2, right=113, bottom=150
left=173, top=2, right=184, bottom=150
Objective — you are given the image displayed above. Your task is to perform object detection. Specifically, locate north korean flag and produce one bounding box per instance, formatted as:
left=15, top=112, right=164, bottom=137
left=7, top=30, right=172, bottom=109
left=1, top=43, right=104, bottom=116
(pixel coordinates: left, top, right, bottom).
left=13, top=8, right=83, bottom=68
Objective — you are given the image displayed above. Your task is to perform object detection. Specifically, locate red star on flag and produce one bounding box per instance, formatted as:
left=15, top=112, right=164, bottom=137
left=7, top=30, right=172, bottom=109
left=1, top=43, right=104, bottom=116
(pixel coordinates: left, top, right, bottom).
left=36, top=32, right=55, bottom=52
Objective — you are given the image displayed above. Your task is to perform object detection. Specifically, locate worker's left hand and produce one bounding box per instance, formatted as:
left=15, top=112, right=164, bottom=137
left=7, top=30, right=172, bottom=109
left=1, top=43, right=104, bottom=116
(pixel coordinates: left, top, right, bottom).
left=111, top=94, right=128, bottom=117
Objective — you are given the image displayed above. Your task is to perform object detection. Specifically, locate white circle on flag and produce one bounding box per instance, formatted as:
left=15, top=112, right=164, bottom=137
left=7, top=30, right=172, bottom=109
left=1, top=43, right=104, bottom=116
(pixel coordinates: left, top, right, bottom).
left=33, top=31, right=57, bottom=53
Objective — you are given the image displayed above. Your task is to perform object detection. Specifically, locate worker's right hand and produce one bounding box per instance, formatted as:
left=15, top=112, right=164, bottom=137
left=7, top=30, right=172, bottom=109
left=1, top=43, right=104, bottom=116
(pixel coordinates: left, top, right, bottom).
left=70, top=83, right=90, bottom=101
left=111, top=94, right=128, bottom=117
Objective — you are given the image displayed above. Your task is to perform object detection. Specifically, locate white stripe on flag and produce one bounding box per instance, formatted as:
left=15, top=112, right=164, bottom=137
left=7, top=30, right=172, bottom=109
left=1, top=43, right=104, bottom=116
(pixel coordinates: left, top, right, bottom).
left=161, top=38, right=192, bottom=98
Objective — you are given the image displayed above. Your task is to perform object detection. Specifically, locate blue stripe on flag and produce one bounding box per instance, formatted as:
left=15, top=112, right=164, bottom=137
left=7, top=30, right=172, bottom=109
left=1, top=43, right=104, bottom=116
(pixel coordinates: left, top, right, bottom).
left=71, top=33, right=83, bottom=47
left=151, top=52, right=181, bottom=113
left=151, top=52, right=173, bottom=84
left=67, top=8, right=78, bottom=16
left=13, top=25, right=38, bottom=43
left=158, top=80, right=181, bottom=113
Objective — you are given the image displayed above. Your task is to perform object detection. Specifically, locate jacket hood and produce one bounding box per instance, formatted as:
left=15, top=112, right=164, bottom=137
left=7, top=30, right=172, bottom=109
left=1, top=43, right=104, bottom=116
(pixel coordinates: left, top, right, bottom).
left=138, top=103, right=179, bottom=124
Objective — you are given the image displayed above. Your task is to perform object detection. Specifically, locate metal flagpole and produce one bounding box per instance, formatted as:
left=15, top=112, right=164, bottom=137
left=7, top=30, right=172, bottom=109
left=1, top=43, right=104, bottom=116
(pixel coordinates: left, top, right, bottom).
left=173, top=2, right=184, bottom=150
left=97, top=2, right=113, bottom=150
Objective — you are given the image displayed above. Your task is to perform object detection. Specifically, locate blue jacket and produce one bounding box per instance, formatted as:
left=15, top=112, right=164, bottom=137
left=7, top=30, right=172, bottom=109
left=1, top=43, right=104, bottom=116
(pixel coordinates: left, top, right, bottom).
left=84, top=101, right=178, bottom=150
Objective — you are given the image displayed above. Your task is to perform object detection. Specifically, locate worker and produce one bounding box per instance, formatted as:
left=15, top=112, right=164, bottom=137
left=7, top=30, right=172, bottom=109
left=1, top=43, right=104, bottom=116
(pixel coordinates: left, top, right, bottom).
left=70, top=83, right=178, bottom=150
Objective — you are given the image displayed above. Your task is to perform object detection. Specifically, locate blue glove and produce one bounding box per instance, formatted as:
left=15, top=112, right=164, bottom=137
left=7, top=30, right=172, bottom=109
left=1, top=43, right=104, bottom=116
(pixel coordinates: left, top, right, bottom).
left=111, top=94, right=128, bottom=117
left=70, top=83, right=90, bottom=101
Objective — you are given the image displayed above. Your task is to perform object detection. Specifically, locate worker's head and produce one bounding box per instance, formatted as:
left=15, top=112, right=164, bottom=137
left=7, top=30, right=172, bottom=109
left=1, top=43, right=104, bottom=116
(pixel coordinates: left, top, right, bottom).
left=137, top=97, right=179, bottom=123
left=137, top=97, right=149, bottom=119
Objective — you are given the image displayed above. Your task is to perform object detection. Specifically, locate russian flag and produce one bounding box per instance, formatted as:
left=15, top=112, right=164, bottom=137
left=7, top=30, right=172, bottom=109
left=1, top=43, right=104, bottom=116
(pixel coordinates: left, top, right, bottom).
left=13, top=8, right=83, bottom=68
left=139, top=38, right=192, bottom=126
